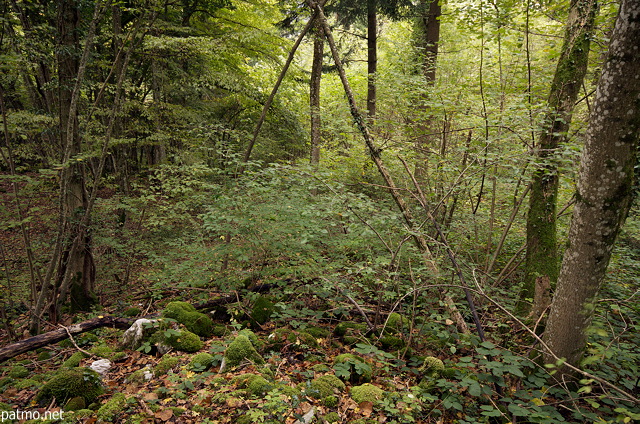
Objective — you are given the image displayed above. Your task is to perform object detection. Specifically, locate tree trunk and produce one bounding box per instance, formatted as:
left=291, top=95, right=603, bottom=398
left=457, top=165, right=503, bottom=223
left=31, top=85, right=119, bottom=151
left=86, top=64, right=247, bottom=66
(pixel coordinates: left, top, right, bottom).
left=55, top=0, right=96, bottom=314
left=519, top=0, right=599, bottom=314
left=367, top=0, right=377, bottom=120
left=310, top=17, right=324, bottom=165
left=413, top=0, right=441, bottom=181
left=542, top=0, right=640, bottom=374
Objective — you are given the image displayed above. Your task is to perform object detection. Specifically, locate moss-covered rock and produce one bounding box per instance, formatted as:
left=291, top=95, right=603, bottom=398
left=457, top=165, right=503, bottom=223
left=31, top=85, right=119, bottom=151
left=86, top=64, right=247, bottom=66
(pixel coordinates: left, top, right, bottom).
left=64, top=396, right=86, bottom=411
left=212, top=324, right=229, bottom=337
left=308, top=374, right=346, bottom=399
left=334, top=322, right=368, bottom=337
left=350, top=383, right=384, bottom=404
left=379, top=335, right=406, bottom=350
left=237, top=329, right=262, bottom=349
left=324, top=395, right=338, bottom=407
left=306, top=327, right=330, bottom=339
left=97, top=392, right=127, bottom=422
left=36, top=367, right=103, bottom=405
left=162, top=329, right=204, bottom=353
left=8, top=365, right=30, bottom=378
left=251, top=296, right=276, bottom=325
left=287, top=331, right=318, bottom=348
left=154, top=356, right=179, bottom=376
left=188, top=352, right=215, bottom=372
left=386, top=312, right=405, bottom=332
left=223, top=335, right=264, bottom=369
left=333, top=353, right=372, bottom=384
left=247, top=375, right=273, bottom=396
left=163, top=301, right=213, bottom=337
left=14, top=378, right=40, bottom=390
left=62, top=352, right=88, bottom=368
left=420, top=356, right=444, bottom=378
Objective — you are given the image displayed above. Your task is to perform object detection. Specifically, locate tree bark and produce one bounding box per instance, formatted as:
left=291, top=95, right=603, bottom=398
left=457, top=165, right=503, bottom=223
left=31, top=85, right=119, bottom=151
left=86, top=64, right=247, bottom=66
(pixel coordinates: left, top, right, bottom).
left=367, top=0, right=377, bottom=120
left=542, top=0, right=640, bottom=374
left=310, top=16, right=324, bottom=165
left=520, top=0, right=599, bottom=314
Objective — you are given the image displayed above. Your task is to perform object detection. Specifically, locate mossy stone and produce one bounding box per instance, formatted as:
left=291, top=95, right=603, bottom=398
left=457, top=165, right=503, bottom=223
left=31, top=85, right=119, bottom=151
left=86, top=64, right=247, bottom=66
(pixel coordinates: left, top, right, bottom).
left=37, top=368, right=103, bottom=405
left=62, top=351, right=88, bottom=368
left=247, top=376, right=273, bottom=396
left=224, top=335, right=264, bottom=369
left=8, top=365, right=30, bottom=378
left=420, top=356, right=444, bottom=378
left=308, top=374, right=346, bottom=399
left=154, top=356, right=179, bottom=376
left=163, top=301, right=213, bottom=337
left=97, top=392, right=127, bottom=421
left=379, top=335, right=406, bottom=350
left=324, top=395, right=338, bottom=407
left=212, top=324, right=229, bottom=337
left=164, top=329, right=203, bottom=353
left=386, top=312, right=405, bottom=331
left=350, top=383, right=384, bottom=404
left=64, top=396, right=86, bottom=411
left=188, top=352, right=215, bottom=371
left=334, top=322, right=367, bottom=337
left=237, top=329, right=262, bottom=349
left=306, top=327, right=330, bottom=338
left=14, top=379, right=40, bottom=390
left=251, top=296, right=276, bottom=325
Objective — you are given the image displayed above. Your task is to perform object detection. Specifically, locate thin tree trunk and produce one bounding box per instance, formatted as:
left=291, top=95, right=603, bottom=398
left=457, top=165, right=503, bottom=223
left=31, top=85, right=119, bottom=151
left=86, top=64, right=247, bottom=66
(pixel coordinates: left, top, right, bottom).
left=542, top=0, right=640, bottom=375
left=519, top=0, right=599, bottom=314
left=367, top=0, right=377, bottom=120
left=310, top=16, right=324, bottom=165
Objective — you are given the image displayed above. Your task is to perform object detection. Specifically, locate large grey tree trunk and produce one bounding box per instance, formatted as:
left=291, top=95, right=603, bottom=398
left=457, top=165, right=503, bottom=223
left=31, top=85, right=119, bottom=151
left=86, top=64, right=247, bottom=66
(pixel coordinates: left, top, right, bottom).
left=543, top=0, right=640, bottom=373
left=520, top=0, right=599, bottom=315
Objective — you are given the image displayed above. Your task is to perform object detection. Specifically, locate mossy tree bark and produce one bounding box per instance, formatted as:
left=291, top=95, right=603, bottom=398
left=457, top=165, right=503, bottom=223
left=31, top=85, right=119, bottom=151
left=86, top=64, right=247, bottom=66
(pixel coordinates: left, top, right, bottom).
left=519, top=0, right=599, bottom=314
left=542, top=0, right=640, bottom=374
left=310, top=15, right=324, bottom=165
left=367, top=0, right=377, bottom=120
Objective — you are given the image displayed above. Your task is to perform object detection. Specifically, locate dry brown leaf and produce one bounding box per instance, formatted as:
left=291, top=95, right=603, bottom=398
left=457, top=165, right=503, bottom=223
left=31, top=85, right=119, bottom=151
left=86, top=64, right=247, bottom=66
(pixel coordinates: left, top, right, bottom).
left=143, top=392, right=158, bottom=401
left=154, top=409, right=174, bottom=421
left=359, top=401, right=373, bottom=417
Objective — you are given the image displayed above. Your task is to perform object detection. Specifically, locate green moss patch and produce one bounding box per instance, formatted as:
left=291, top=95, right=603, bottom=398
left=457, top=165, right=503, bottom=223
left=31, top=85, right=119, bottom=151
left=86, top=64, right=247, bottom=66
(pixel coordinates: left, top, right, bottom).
left=188, top=352, right=215, bottom=372
left=308, top=374, right=346, bottom=399
left=163, top=301, right=213, bottom=337
left=223, top=335, right=264, bottom=369
left=97, top=392, right=127, bottom=421
left=251, top=296, right=276, bottom=325
left=36, top=367, right=103, bottom=405
left=351, top=383, right=384, bottom=404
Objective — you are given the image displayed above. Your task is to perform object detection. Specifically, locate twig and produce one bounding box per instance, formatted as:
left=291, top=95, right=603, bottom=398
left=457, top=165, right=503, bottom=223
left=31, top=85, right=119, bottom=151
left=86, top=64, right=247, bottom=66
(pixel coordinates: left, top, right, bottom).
left=60, top=325, right=95, bottom=358
left=326, top=278, right=374, bottom=332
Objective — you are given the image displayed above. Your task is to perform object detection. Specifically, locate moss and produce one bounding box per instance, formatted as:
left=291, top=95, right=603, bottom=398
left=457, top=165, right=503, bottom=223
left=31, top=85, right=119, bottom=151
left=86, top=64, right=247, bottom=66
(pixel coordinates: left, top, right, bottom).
left=188, top=352, right=215, bottom=371
left=251, top=296, right=276, bottom=325
left=36, top=367, right=103, bottom=405
left=350, top=383, right=384, bottom=404
left=89, top=344, right=113, bottom=357
left=154, top=356, right=179, bottom=376
left=324, top=412, right=340, bottom=423
left=324, top=395, right=338, bottom=407
left=127, top=369, right=150, bottom=384
left=247, top=376, right=273, bottom=396
left=334, top=353, right=372, bottom=383
left=420, top=356, right=445, bottom=378
left=334, top=322, right=367, bottom=337
left=37, top=351, right=52, bottom=361
left=312, top=364, right=331, bottom=373
left=170, top=407, right=185, bottom=416
left=97, top=392, right=127, bottom=421
left=224, top=335, right=264, bottom=369
left=308, top=374, right=346, bottom=399
left=306, top=326, right=330, bottom=338
left=237, top=329, right=262, bottom=349
left=379, top=335, right=406, bottom=350
left=14, top=378, right=40, bottom=390
left=163, top=301, right=213, bottom=337
left=124, top=307, right=142, bottom=317
left=278, top=384, right=301, bottom=399
left=212, top=324, right=229, bottom=337
left=164, top=329, right=204, bottom=353
left=65, top=396, right=86, bottom=411
left=8, top=365, right=30, bottom=378
left=386, top=312, right=405, bottom=331
left=210, top=377, right=227, bottom=387
left=61, top=352, right=88, bottom=368
left=287, top=331, right=318, bottom=348
left=0, top=377, right=13, bottom=391
left=343, top=336, right=360, bottom=345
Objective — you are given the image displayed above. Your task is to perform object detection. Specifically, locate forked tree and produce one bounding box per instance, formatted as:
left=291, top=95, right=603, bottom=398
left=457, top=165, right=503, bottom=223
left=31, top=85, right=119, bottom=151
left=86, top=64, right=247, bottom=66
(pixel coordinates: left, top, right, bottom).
left=542, top=0, right=640, bottom=374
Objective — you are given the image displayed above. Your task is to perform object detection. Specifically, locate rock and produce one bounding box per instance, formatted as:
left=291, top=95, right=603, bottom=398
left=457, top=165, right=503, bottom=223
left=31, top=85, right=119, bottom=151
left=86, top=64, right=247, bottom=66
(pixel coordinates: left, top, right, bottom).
left=222, top=334, right=264, bottom=371
left=89, top=359, right=112, bottom=376
left=122, top=318, right=158, bottom=350
left=350, top=383, right=384, bottom=404
left=36, top=367, right=103, bottom=405
left=163, top=301, right=213, bottom=337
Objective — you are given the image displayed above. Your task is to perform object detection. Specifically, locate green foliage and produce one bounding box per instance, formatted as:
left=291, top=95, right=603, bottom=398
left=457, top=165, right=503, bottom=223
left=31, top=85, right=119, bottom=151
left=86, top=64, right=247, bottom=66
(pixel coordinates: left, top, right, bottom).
left=36, top=368, right=104, bottom=405
left=333, top=353, right=373, bottom=384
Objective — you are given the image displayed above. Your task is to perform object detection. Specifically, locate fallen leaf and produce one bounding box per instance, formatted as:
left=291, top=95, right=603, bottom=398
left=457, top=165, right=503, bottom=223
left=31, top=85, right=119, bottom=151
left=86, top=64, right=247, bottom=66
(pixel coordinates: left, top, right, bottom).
left=155, top=409, right=174, bottom=421
left=143, top=392, right=158, bottom=401
left=445, top=319, right=454, bottom=325
left=359, top=401, right=373, bottom=417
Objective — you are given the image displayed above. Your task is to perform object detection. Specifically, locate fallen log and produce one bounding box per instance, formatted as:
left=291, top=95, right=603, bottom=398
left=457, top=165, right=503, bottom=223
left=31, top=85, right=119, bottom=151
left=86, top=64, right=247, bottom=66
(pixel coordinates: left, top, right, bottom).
left=0, top=315, right=132, bottom=364
left=0, top=284, right=276, bottom=364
